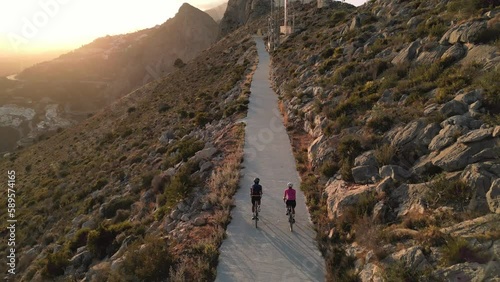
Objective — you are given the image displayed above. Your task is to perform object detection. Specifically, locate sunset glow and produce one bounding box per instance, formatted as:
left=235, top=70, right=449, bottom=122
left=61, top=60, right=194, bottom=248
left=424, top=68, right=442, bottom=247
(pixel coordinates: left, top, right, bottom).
left=0, top=0, right=367, bottom=55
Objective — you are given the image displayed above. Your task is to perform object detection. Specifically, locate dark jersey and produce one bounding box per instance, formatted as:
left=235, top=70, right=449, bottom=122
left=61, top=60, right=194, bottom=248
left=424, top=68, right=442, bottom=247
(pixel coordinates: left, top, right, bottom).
left=251, top=184, right=262, bottom=196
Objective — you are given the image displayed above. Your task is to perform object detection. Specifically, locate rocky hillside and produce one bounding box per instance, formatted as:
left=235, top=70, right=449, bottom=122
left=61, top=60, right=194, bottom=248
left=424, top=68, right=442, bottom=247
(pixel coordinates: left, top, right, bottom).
left=219, top=0, right=270, bottom=37
left=271, top=0, right=499, bottom=280
left=0, top=3, right=218, bottom=154
left=0, top=20, right=260, bottom=281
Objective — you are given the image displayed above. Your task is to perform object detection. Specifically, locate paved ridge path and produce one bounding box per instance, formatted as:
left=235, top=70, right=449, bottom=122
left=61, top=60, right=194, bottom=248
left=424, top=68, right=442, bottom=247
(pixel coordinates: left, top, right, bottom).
left=216, top=37, right=325, bottom=282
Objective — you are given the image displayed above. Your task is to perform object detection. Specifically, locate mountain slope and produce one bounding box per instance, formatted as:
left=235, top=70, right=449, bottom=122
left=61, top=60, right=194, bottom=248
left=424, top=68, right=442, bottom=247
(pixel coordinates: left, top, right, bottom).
left=0, top=3, right=218, bottom=154
left=0, top=20, right=260, bottom=280
left=270, top=0, right=500, bottom=280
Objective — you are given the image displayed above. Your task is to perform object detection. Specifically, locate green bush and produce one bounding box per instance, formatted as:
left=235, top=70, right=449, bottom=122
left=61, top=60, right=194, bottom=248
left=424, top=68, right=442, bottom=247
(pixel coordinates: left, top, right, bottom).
left=383, top=261, right=421, bottom=282
left=102, top=196, right=135, bottom=218
left=424, top=174, right=472, bottom=209
left=441, top=237, right=491, bottom=265
left=69, top=228, right=91, bottom=252
left=43, top=251, right=70, bottom=278
left=374, top=143, right=396, bottom=166
left=320, top=160, right=339, bottom=178
left=87, top=226, right=117, bottom=258
left=324, top=246, right=359, bottom=282
left=119, top=236, right=174, bottom=281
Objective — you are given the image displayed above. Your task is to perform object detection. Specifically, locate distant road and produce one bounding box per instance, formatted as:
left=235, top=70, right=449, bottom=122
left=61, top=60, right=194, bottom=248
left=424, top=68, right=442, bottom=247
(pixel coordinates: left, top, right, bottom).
left=5, top=74, right=107, bottom=86
left=215, top=37, right=325, bottom=281
left=6, top=74, right=20, bottom=81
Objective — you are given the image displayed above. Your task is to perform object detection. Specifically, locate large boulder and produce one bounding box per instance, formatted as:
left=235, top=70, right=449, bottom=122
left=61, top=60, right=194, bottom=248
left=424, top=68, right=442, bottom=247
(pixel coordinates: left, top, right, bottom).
left=324, top=179, right=375, bottom=219
left=461, top=161, right=500, bottom=213
left=440, top=21, right=488, bottom=44
left=383, top=246, right=430, bottom=271
left=441, top=213, right=500, bottom=237
left=441, top=43, right=466, bottom=64
left=486, top=179, right=500, bottom=214
left=432, top=133, right=499, bottom=172
left=352, top=165, right=380, bottom=184
left=391, top=40, right=421, bottom=65
left=308, top=135, right=334, bottom=168
left=390, top=183, right=427, bottom=218
left=379, top=165, right=411, bottom=183
left=433, top=262, right=500, bottom=282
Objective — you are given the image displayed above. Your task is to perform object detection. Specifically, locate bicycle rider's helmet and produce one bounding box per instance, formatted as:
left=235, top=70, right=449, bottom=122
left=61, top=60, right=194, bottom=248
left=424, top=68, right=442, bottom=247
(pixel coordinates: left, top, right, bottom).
left=287, top=182, right=293, bottom=188
left=254, top=178, right=260, bottom=184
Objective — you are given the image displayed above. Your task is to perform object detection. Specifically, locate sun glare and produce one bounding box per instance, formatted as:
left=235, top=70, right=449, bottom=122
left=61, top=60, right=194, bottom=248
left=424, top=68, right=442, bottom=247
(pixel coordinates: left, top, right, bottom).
left=0, top=0, right=225, bottom=55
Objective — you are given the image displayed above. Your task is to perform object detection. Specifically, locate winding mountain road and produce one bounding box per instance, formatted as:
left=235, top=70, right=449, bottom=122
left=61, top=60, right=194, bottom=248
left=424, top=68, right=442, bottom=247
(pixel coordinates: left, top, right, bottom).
left=215, top=37, right=325, bottom=282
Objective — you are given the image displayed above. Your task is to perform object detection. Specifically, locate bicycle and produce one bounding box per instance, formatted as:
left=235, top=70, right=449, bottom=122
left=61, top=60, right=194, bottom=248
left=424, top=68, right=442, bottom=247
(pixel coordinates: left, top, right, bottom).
left=251, top=195, right=261, bottom=228
left=253, top=202, right=261, bottom=228
left=286, top=205, right=295, bottom=232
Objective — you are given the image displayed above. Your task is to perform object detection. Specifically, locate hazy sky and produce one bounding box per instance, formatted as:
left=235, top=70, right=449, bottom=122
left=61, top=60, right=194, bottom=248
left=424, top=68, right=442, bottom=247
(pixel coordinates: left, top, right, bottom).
left=0, top=0, right=366, bottom=55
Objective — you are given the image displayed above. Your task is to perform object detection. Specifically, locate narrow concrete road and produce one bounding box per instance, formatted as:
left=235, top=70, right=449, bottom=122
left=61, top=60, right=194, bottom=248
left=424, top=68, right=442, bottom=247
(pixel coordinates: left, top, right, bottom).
left=216, top=37, right=325, bottom=282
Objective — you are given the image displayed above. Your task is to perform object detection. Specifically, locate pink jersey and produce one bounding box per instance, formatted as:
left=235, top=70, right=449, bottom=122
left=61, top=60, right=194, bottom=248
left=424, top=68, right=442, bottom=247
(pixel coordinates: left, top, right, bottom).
left=284, top=188, right=296, bottom=200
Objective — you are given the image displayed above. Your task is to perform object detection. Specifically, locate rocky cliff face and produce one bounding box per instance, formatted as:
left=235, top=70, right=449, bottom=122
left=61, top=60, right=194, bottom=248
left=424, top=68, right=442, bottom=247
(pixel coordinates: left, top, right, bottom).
left=219, top=0, right=270, bottom=37
left=271, top=0, right=500, bottom=280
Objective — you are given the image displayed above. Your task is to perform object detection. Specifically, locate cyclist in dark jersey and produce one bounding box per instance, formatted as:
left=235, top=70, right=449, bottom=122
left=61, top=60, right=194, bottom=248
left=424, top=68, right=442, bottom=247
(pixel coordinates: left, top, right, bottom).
left=283, top=182, right=296, bottom=216
left=250, top=178, right=262, bottom=219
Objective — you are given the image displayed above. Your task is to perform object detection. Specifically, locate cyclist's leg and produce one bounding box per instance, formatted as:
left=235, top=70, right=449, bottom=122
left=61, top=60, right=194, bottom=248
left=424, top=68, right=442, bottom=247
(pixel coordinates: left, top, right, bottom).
left=251, top=197, right=255, bottom=213
left=292, top=200, right=296, bottom=214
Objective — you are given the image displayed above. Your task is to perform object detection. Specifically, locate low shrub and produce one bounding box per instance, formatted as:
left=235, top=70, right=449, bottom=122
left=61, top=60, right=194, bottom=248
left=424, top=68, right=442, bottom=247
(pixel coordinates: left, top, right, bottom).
left=441, top=237, right=491, bottom=265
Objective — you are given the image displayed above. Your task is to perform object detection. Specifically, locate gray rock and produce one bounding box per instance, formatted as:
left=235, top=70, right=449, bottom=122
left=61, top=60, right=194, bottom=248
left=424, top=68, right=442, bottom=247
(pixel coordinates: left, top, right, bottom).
left=70, top=250, right=92, bottom=268
left=391, top=120, right=425, bottom=148
left=424, top=104, right=439, bottom=116
left=434, top=262, right=498, bottom=281
left=429, top=124, right=468, bottom=151
left=469, top=100, right=482, bottom=111
left=81, top=219, right=96, bottom=230
left=441, top=213, right=500, bottom=237
left=325, top=179, right=375, bottom=219
left=194, top=146, right=218, bottom=161
left=159, top=131, right=175, bottom=144
left=486, top=179, right=500, bottom=214
left=350, top=16, right=361, bottom=31
left=440, top=21, right=488, bottom=44
left=202, top=201, right=213, bottom=211
left=352, top=165, right=380, bottom=184
left=192, top=216, right=207, bottom=226
left=180, top=214, right=190, bottom=222
left=441, top=43, right=466, bottom=63
left=432, top=138, right=499, bottom=172
left=494, top=126, right=500, bottom=138
left=457, top=128, right=494, bottom=143
left=359, top=263, right=383, bottom=282
left=440, top=100, right=468, bottom=117
left=379, top=165, right=411, bottom=182
left=376, top=177, right=395, bottom=195
left=177, top=201, right=189, bottom=212
left=372, top=201, right=387, bottom=223
left=169, top=209, right=180, bottom=220
left=354, top=150, right=378, bottom=167
left=390, top=183, right=427, bottom=218
left=454, top=89, right=483, bottom=105
left=165, top=221, right=176, bottom=232
left=461, top=162, right=500, bottom=212
left=441, top=115, right=482, bottom=129
left=391, top=40, right=421, bottom=65
left=387, top=246, right=430, bottom=271
left=407, top=16, right=422, bottom=28
left=199, top=161, right=213, bottom=172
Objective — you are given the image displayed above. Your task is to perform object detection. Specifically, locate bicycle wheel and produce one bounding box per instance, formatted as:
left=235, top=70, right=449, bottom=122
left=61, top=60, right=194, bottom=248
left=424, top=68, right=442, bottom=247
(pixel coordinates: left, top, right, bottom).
left=289, top=214, right=293, bottom=232
left=255, top=207, right=259, bottom=228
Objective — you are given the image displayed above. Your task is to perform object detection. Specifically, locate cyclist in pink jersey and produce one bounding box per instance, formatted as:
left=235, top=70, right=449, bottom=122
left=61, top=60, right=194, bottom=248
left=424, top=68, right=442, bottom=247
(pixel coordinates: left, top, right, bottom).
left=283, top=182, right=296, bottom=215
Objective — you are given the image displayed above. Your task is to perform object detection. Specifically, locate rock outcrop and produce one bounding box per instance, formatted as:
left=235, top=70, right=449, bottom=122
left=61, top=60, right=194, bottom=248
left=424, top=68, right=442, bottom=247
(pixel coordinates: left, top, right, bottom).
left=219, top=0, right=270, bottom=37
